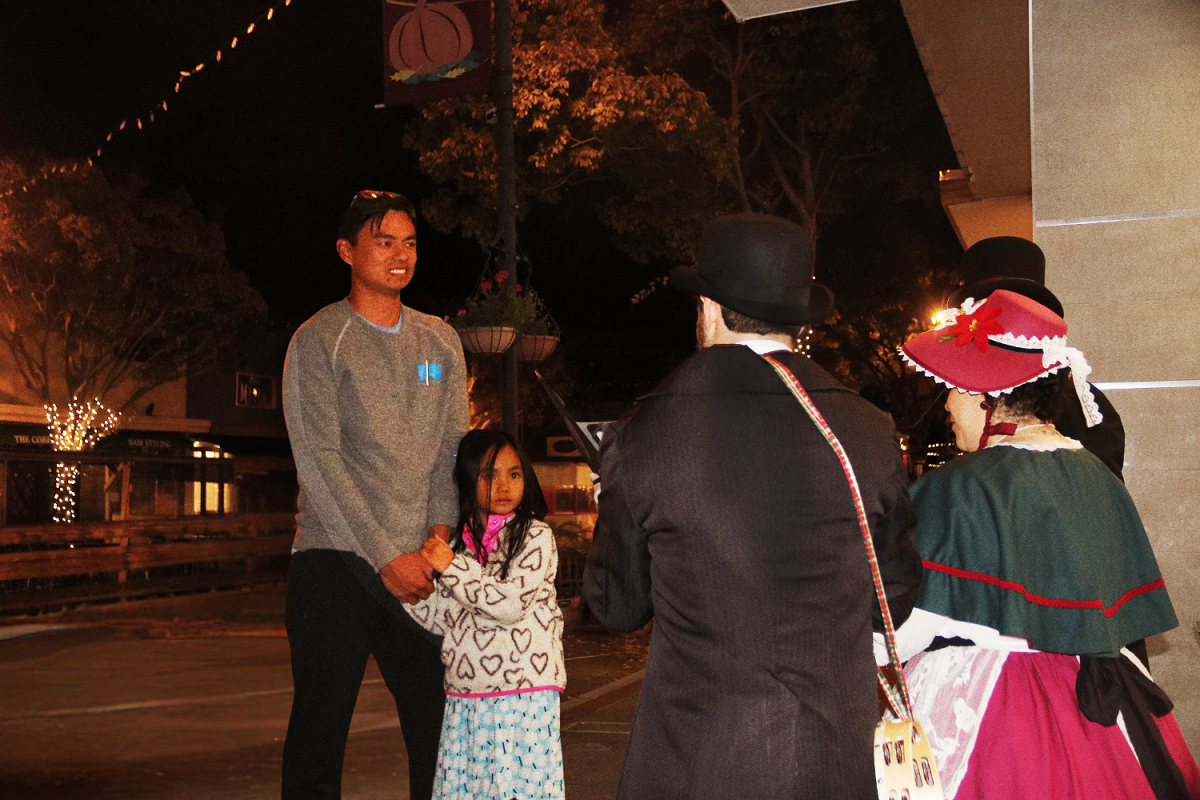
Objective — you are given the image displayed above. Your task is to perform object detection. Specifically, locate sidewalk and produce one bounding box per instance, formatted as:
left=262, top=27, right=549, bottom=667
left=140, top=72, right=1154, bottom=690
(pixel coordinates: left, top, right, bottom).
left=0, top=585, right=645, bottom=800
left=7, top=585, right=1198, bottom=799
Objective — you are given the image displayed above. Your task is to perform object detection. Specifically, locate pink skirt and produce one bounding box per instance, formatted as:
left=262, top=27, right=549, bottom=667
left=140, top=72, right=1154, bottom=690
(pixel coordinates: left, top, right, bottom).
left=904, top=648, right=1200, bottom=800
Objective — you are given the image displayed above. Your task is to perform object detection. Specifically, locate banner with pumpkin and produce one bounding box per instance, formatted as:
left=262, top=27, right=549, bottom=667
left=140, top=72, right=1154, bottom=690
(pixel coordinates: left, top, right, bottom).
left=383, top=0, right=493, bottom=105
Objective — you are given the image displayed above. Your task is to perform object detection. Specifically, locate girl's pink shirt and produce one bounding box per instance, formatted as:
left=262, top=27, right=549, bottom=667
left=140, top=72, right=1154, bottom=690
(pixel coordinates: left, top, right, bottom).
left=462, top=512, right=515, bottom=563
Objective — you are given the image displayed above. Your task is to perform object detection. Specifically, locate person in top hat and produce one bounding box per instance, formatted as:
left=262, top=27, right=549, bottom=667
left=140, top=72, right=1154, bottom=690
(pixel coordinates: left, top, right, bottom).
left=946, top=236, right=1126, bottom=479
left=949, top=235, right=1062, bottom=314
left=583, top=213, right=923, bottom=799
left=894, top=290, right=1197, bottom=800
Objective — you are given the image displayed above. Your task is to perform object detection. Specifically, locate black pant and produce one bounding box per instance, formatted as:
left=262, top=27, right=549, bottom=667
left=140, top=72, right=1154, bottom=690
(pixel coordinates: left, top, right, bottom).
left=282, top=549, right=445, bottom=800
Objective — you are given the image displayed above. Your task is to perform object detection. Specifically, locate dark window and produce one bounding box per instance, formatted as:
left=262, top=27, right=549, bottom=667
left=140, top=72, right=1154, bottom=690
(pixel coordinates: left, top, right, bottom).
left=6, top=461, right=54, bottom=525
left=236, top=373, right=277, bottom=409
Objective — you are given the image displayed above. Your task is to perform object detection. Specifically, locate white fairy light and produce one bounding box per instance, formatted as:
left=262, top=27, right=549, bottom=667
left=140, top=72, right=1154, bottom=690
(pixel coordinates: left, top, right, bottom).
left=0, top=0, right=303, bottom=198
left=45, top=399, right=121, bottom=524
left=793, top=327, right=814, bottom=357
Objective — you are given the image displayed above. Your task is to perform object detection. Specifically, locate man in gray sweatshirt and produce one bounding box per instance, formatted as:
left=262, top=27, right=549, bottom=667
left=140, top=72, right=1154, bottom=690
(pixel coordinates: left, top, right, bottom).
left=280, top=191, right=468, bottom=800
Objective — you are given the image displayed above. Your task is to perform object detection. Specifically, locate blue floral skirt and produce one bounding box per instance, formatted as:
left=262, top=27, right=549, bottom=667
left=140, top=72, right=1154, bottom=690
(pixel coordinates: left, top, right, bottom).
left=433, top=690, right=565, bottom=800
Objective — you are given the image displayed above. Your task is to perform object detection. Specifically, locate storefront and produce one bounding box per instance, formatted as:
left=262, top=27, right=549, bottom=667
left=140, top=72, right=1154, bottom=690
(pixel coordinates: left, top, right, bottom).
left=0, top=424, right=296, bottom=526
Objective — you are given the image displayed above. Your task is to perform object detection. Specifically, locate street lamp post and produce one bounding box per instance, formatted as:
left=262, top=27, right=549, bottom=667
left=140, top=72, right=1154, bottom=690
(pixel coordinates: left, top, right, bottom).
left=493, top=0, right=520, bottom=439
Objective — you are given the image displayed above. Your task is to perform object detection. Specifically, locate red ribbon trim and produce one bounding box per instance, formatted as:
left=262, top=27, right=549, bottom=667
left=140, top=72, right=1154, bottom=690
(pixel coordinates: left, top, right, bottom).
left=922, top=560, right=1165, bottom=617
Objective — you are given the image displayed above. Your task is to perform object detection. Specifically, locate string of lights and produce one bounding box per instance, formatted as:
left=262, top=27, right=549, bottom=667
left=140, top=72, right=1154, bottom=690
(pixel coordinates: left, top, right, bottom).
left=795, top=327, right=813, bottom=356
left=1, top=0, right=299, bottom=199
left=46, top=399, right=121, bottom=524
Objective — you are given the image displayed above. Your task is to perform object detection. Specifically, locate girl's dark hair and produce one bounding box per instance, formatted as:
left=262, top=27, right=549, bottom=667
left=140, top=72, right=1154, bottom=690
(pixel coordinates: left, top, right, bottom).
left=996, top=369, right=1070, bottom=423
left=452, top=429, right=547, bottom=579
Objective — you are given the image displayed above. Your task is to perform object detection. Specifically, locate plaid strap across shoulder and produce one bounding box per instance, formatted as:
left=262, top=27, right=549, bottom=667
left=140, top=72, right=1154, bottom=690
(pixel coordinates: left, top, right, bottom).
left=761, top=353, right=912, bottom=720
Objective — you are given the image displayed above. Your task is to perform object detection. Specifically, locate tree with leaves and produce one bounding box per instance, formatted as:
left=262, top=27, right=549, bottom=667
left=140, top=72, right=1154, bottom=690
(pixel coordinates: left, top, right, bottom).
left=0, top=158, right=267, bottom=412
left=406, top=0, right=943, bottom=254
left=405, top=0, right=960, bottom=429
left=0, top=157, right=267, bottom=520
left=403, top=0, right=733, bottom=253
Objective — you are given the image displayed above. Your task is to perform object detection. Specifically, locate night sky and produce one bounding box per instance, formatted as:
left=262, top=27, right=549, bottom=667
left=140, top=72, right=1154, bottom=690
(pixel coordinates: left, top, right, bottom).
left=0, top=0, right=690, bottom=329
left=0, top=1, right=464, bottom=313
left=0, top=0, right=956, bottom=417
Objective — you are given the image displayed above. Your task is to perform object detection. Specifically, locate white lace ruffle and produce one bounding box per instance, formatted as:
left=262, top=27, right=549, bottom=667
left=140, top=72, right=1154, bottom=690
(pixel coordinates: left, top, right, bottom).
left=896, top=347, right=1065, bottom=396
left=992, top=437, right=1083, bottom=452
left=897, top=345, right=1104, bottom=429
left=905, top=647, right=1009, bottom=800
left=1039, top=343, right=1103, bottom=427
left=991, top=332, right=1066, bottom=350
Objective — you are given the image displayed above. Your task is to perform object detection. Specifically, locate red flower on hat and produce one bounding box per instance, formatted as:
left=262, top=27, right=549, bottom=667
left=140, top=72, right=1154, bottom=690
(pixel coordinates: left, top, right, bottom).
left=940, top=304, right=1004, bottom=352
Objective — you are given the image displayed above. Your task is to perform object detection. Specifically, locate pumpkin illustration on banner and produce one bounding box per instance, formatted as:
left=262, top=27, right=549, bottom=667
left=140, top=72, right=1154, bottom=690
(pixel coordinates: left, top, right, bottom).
left=389, top=0, right=473, bottom=76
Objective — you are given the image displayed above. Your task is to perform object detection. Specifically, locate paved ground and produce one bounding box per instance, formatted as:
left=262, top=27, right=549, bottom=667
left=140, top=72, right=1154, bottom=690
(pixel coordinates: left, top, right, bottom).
left=0, top=586, right=648, bottom=800
left=4, top=585, right=1197, bottom=800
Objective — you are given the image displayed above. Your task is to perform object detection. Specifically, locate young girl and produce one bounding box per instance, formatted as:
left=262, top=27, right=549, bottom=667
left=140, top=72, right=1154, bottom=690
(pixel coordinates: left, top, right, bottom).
left=411, top=429, right=565, bottom=800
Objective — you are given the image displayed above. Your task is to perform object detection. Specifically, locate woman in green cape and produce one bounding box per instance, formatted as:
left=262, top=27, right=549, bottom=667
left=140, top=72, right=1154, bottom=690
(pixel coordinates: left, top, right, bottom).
left=896, top=289, right=1198, bottom=800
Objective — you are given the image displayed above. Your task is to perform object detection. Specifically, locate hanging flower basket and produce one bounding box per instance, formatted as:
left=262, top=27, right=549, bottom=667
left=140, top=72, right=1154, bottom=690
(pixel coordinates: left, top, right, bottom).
left=517, top=334, right=559, bottom=362
left=450, top=263, right=559, bottom=358
left=457, top=325, right=517, bottom=355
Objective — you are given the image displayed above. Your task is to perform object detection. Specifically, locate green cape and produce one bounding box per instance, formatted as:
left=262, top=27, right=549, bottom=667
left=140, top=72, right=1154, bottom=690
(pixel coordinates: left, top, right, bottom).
left=911, top=445, right=1177, bottom=656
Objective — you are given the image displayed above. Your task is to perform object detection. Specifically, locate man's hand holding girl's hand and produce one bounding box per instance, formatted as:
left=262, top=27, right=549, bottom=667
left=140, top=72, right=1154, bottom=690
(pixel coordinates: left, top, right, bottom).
left=381, top=552, right=435, bottom=604
left=421, top=536, right=456, bottom=574
left=381, top=525, right=454, bottom=603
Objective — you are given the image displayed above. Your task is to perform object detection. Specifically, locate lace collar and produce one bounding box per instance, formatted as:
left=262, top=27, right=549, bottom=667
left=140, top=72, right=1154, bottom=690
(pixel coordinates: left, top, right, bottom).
left=987, top=422, right=1083, bottom=452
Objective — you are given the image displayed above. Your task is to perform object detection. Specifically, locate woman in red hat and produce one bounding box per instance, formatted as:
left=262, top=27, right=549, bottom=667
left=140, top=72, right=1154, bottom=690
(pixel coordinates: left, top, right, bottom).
left=896, top=290, right=1199, bottom=800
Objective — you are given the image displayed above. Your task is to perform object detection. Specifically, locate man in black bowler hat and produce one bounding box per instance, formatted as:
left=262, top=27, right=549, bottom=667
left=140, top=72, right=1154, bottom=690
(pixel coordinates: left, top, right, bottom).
left=584, top=213, right=923, bottom=799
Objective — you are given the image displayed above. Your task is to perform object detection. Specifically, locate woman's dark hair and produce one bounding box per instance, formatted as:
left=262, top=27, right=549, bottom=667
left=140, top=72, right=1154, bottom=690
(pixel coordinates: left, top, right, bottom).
left=452, top=429, right=547, bottom=579
left=996, top=369, right=1070, bottom=423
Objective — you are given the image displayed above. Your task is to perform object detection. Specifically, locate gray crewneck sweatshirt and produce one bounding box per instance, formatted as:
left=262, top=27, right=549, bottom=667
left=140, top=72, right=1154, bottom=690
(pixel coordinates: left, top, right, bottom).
left=283, top=299, right=469, bottom=570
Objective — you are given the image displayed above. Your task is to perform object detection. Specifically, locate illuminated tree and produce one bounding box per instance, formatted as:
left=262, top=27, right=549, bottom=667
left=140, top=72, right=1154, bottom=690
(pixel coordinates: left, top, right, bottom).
left=45, top=399, right=120, bottom=523
left=406, top=0, right=959, bottom=425
left=0, top=157, right=268, bottom=520
left=405, top=0, right=940, bottom=258
left=402, top=0, right=735, bottom=251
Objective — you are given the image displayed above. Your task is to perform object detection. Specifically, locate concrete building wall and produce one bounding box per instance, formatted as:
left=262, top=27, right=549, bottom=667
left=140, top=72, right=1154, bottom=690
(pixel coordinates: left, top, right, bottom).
left=1032, top=0, right=1200, bottom=749
left=902, top=0, right=1032, bottom=199
left=946, top=194, right=1034, bottom=247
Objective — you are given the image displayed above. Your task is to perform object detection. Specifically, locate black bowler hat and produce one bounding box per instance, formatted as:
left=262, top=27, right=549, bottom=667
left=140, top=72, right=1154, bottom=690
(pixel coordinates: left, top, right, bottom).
left=670, top=213, right=835, bottom=325
left=946, top=236, right=1064, bottom=317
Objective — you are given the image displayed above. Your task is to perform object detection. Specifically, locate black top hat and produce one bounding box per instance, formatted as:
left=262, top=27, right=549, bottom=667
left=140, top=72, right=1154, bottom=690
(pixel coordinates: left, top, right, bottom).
left=670, top=213, right=835, bottom=325
left=947, top=236, right=1064, bottom=317
left=962, top=236, right=1046, bottom=284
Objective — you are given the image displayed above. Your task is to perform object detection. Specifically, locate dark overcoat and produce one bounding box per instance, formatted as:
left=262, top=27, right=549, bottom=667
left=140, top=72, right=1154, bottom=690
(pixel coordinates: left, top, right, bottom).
left=584, top=345, right=922, bottom=800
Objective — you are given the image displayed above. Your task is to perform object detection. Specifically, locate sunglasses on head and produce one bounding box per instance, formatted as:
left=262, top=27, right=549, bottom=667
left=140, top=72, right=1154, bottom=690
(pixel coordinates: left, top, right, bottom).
left=352, top=189, right=401, bottom=202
